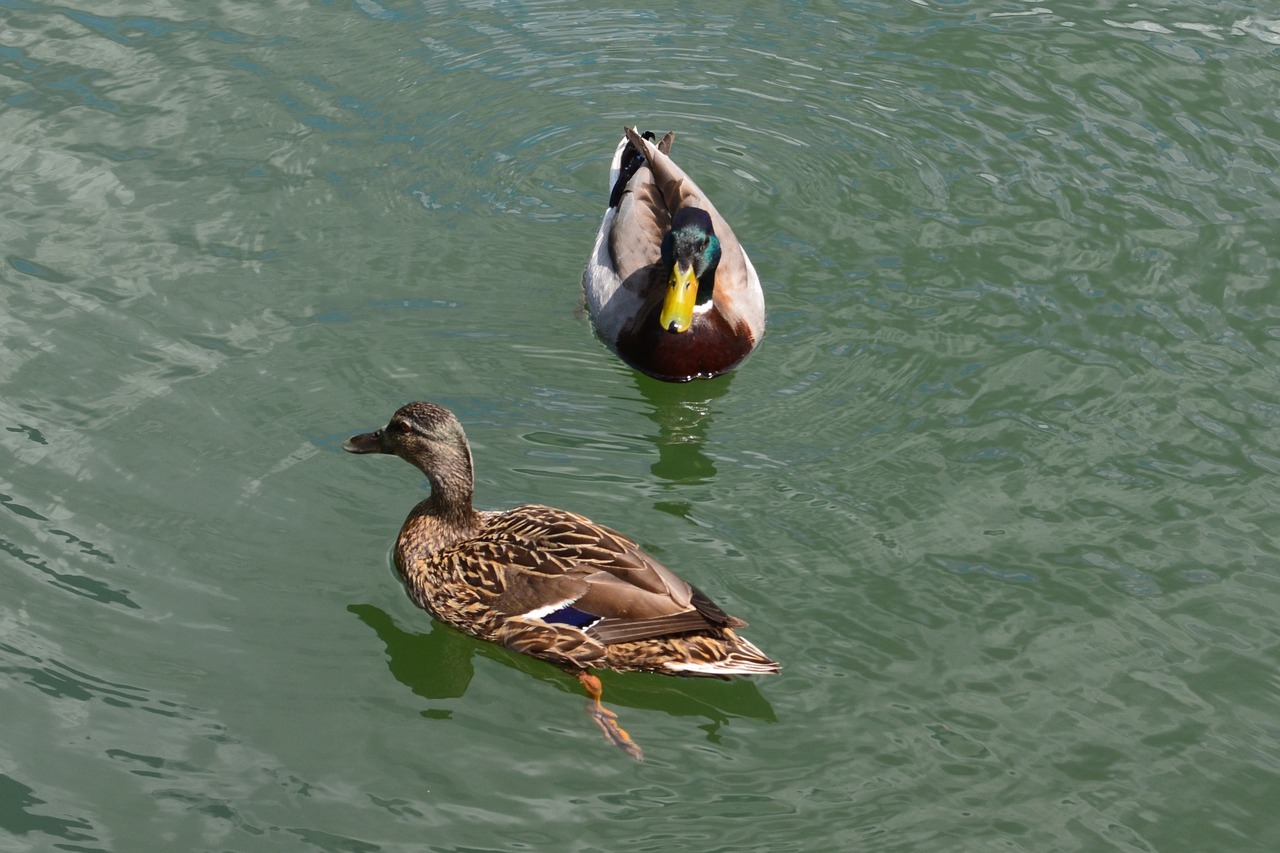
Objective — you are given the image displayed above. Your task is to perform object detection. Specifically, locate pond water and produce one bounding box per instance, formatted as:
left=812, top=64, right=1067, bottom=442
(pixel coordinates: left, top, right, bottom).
left=3, top=1, right=1279, bottom=850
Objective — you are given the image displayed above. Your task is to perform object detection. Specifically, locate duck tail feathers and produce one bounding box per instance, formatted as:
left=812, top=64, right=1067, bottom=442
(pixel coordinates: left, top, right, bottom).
left=662, top=635, right=781, bottom=678
left=608, top=128, right=674, bottom=208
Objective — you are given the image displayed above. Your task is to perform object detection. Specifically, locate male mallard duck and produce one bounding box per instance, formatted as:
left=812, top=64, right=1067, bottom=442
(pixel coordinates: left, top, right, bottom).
left=582, top=127, right=765, bottom=382
left=344, top=401, right=779, bottom=759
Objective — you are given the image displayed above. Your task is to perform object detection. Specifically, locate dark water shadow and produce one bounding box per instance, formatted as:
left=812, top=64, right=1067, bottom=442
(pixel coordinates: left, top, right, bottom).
left=349, top=603, right=777, bottom=732
left=1, top=487, right=138, bottom=611
left=0, top=773, right=99, bottom=845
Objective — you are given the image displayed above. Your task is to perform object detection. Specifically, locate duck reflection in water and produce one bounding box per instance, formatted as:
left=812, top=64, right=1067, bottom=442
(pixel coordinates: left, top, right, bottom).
left=633, top=368, right=731, bottom=493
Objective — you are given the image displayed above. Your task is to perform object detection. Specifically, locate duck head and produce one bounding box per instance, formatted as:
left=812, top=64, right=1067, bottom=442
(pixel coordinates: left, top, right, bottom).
left=659, top=207, right=720, bottom=334
left=344, top=401, right=475, bottom=513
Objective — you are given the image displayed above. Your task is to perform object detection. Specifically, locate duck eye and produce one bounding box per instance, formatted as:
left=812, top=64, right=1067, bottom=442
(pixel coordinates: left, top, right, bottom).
left=396, top=420, right=413, bottom=435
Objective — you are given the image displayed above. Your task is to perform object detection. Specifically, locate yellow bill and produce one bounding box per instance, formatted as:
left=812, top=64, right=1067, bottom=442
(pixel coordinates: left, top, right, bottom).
left=659, top=262, right=698, bottom=333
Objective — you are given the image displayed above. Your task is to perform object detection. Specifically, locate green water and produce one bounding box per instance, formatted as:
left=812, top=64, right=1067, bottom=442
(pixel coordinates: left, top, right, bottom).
left=3, top=1, right=1280, bottom=850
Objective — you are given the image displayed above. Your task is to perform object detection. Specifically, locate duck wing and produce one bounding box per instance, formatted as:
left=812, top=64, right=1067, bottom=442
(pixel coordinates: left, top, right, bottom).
left=606, top=133, right=672, bottom=288
left=471, top=504, right=745, bottom=644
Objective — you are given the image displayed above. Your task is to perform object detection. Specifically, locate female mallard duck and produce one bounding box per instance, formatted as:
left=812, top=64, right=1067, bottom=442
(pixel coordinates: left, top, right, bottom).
left=344, top=401, right=779, bottom=759
left=582, top=127, right=765, bottom=382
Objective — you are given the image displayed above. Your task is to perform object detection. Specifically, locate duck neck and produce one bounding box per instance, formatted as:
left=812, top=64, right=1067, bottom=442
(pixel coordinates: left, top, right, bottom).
left=696, top=253, right=719, bottom=306
left=419, top=446, right=480, bottom=529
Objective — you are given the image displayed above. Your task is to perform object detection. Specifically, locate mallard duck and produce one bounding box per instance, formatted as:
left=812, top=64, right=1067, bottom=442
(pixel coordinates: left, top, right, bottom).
left=344, top=401, right=779, bottom=759
left=582, top=127, right=765, bottom=382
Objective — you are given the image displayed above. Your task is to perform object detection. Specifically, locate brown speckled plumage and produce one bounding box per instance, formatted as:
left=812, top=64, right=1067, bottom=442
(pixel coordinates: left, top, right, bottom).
left=344, top=402, right=779, bottom=757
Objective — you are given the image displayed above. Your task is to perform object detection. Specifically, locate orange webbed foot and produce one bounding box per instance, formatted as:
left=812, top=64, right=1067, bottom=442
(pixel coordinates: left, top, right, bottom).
left=577, top=671, right=643, bottom=761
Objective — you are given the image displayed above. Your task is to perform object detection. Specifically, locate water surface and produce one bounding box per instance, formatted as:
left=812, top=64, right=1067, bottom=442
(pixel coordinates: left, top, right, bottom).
left=3, top=1, right=1280, bottom=850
